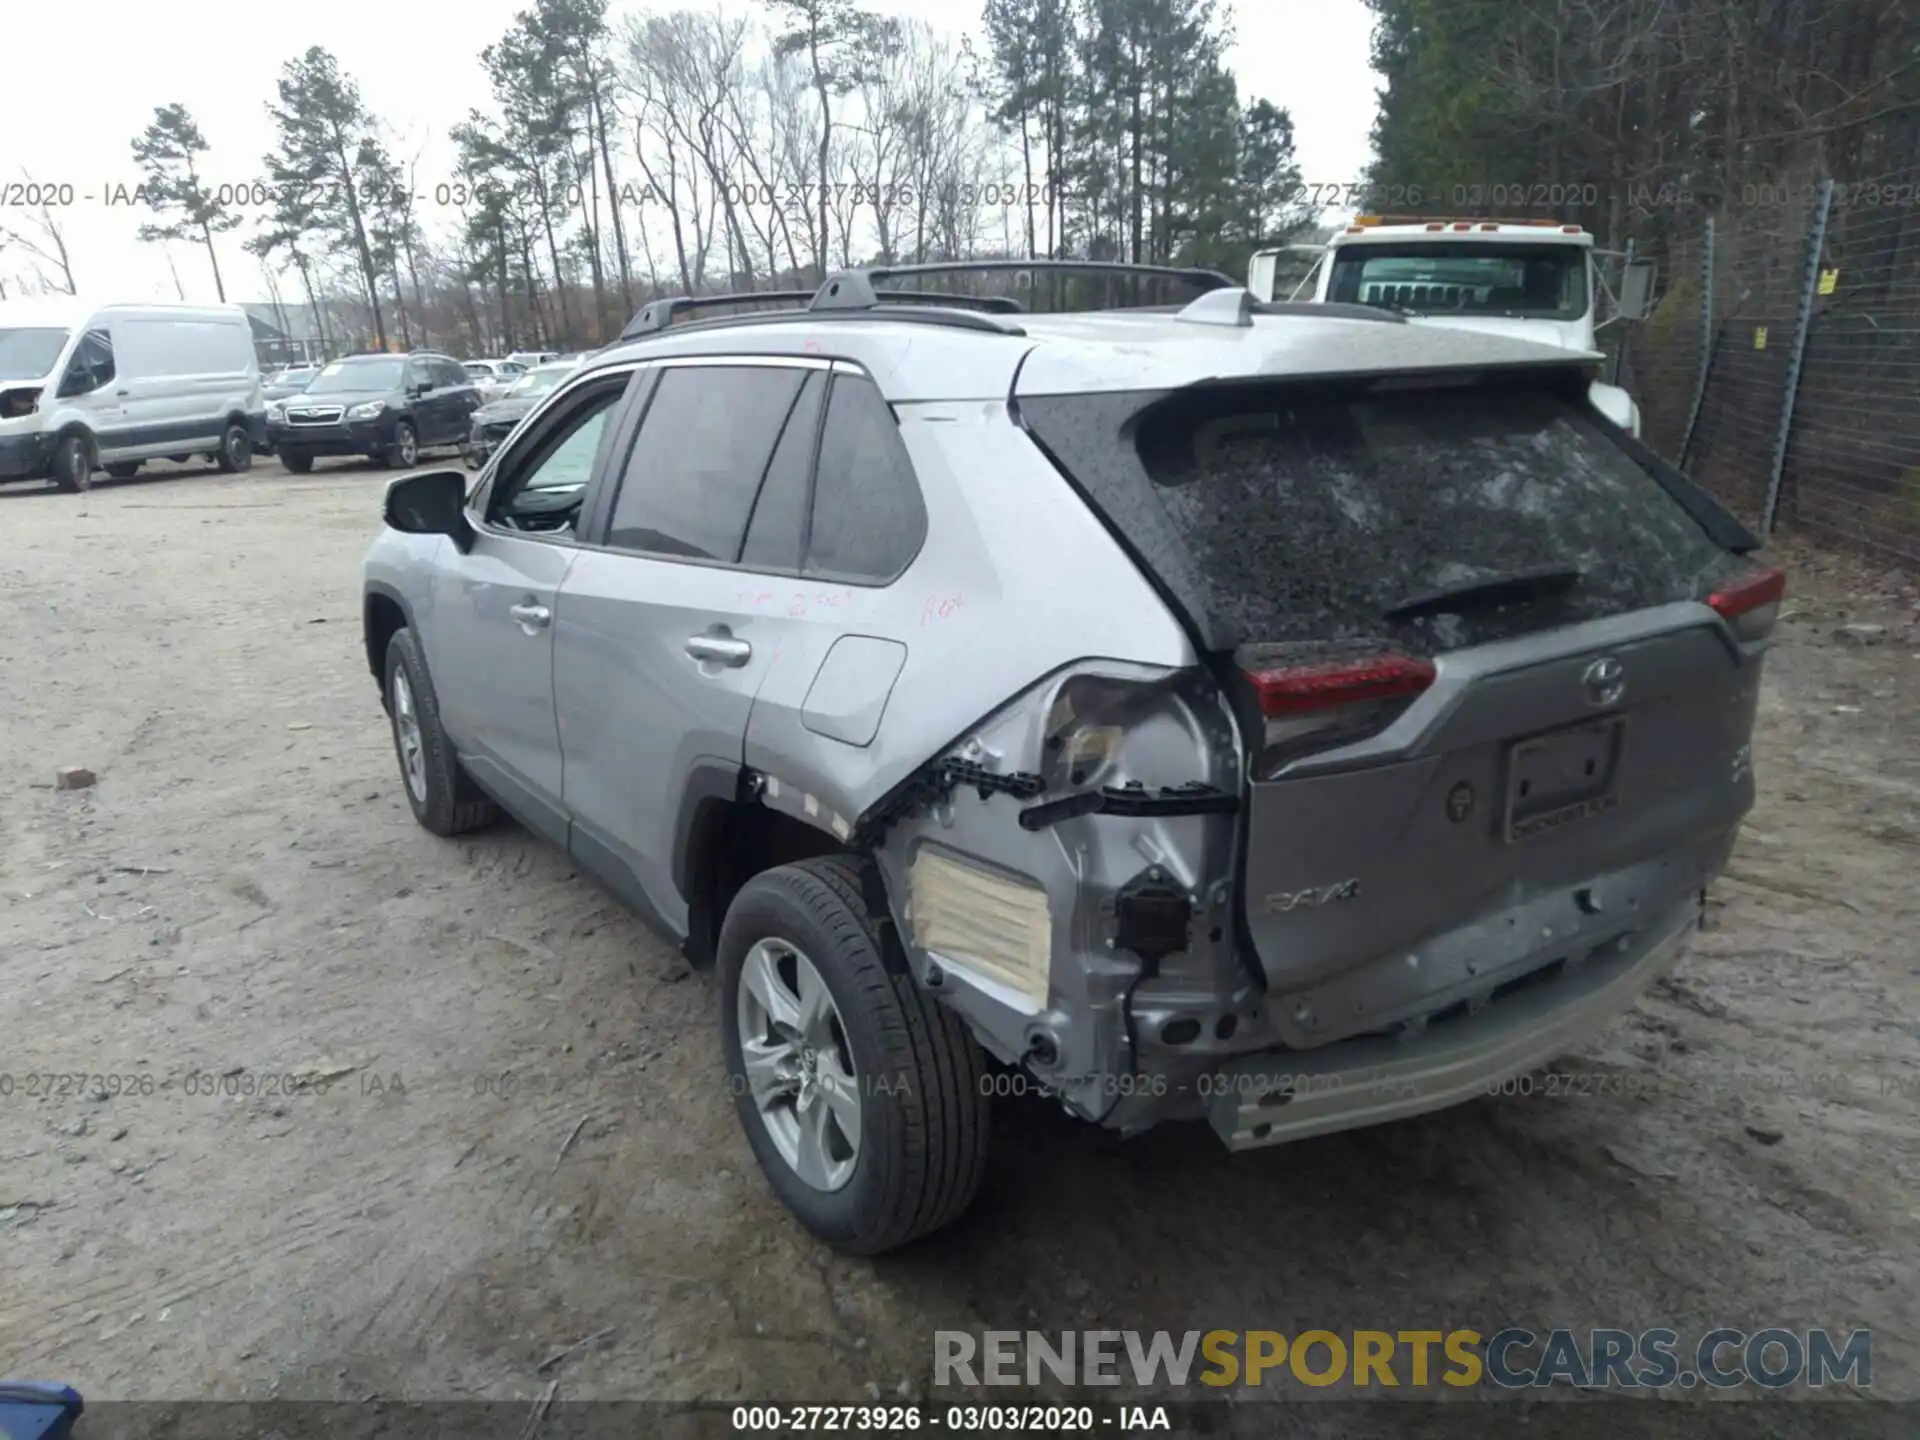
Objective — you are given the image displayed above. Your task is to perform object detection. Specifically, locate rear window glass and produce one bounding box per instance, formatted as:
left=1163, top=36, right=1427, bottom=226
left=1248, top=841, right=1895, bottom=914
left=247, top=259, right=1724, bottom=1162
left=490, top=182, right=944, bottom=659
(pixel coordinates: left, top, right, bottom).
left=1047, top=379, right=1743, bottom=654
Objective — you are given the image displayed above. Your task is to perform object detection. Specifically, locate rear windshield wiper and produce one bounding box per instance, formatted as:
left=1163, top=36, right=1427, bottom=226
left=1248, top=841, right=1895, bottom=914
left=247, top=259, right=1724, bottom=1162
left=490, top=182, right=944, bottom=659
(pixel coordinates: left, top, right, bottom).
left=1382, top=563, right=1582, bottom=622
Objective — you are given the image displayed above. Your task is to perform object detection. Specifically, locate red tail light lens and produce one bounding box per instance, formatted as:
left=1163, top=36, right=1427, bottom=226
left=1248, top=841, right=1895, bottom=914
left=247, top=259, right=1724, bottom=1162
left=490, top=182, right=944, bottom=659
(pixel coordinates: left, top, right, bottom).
left=1708, top=566, right=1786, bottom=641
left=1244, top=652, right=1436, bottom=777
left=1248, top=653, right=1437, bottom=715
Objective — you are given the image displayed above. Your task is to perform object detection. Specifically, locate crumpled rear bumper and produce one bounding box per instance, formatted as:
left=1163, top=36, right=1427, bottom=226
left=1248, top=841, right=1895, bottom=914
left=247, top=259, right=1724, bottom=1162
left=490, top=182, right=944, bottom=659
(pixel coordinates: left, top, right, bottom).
left=1206, top=901, right=1696, bottom=1149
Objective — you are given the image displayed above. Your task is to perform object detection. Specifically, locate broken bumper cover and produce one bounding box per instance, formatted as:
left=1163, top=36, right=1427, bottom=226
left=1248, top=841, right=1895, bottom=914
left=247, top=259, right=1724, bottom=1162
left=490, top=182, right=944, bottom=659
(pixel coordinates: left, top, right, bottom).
left=1206, top=903, right=1696, bottom=1149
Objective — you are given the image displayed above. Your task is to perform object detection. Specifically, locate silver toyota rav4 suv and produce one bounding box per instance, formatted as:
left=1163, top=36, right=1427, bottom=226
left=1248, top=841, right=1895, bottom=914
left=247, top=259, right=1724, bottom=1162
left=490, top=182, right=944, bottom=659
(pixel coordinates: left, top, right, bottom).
left=362, top=262, right=1783, bottom=1254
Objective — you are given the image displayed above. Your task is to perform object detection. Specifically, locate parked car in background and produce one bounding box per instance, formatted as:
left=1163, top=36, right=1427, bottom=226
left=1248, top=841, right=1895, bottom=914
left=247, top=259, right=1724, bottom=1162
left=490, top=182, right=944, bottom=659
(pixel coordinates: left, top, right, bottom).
left=256, top=365, right=322, bottom=453
left=503, top=349, right=558, bottom=369
left=464, top=357, right=583, bottom=468
left=270, top=351, right=479, bottom=473
left=361, top=262, right=1779, bottom=1254
left=264, top=365, right=320, bottom=403
left=462, top=358, right=526, bottom=404
left=0, top=298, right=263, bottom=491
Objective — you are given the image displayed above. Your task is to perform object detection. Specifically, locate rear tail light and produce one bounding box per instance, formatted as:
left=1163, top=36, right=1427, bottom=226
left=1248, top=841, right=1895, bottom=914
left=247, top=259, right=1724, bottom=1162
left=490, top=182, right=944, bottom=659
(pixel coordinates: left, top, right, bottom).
left=1708, top=566, right=1786, bottom=642
left=1244, top=652, right=1436, bottom=777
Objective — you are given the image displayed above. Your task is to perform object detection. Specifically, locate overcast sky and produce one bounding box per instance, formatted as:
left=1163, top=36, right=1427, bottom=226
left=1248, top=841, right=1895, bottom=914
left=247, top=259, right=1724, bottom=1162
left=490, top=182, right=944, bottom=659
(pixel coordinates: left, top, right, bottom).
left=0, top=0, right=1379, bottom=306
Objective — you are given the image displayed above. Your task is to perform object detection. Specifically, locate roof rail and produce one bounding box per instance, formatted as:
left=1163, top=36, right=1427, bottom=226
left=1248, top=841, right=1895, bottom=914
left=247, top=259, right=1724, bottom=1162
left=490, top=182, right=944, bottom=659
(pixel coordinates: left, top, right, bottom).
left=813, top=259, right=1235, bottom=312
left=621, top=291, right=818, bottom=339
left=620, top=286, right=1028, bottom=340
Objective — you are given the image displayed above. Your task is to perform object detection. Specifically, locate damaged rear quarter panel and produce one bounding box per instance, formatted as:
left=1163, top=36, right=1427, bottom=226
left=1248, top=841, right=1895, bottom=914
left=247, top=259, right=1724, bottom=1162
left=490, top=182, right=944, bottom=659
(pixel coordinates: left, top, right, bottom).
left=740, top=400, right=1193, bottom=826
left=738, top=401, right=1220, bottom=1088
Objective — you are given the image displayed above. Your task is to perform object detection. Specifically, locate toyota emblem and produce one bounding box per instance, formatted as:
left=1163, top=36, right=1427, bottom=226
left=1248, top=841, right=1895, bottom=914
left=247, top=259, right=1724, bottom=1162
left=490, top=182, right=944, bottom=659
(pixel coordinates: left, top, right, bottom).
left=1582, top=656, right=1626, bottom=707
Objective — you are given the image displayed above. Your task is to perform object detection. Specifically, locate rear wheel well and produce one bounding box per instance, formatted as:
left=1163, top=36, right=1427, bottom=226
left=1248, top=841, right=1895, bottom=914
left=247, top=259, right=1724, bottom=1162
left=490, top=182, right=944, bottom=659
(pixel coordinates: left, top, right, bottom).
left=364, top=593, right=406, bottom=693
left=682, top=797, right=860, bottom=968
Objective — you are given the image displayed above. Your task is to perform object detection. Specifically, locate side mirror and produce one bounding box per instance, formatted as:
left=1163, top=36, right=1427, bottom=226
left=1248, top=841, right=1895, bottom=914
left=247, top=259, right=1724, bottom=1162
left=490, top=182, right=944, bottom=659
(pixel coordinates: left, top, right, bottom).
left=384, top=467, right=473, bottom=551
left=1618, top=259, right=1659, bottom=320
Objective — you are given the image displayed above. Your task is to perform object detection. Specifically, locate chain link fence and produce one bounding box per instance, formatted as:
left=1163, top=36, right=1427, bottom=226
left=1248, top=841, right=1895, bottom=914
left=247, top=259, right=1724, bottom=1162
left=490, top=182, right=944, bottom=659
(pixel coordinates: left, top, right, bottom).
left=1619, top=167, right=1920, bottom=567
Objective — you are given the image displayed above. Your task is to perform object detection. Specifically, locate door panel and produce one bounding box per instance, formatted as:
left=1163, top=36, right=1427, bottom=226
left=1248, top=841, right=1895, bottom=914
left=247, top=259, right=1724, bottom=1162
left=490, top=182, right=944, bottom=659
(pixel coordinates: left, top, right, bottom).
left=555, top=358, right=825, bottom=929
left=425, top=533, right=577, bottom=841
left=418, top=370, right=636, bottom=838
left=553, top=554, right=790, bottom=930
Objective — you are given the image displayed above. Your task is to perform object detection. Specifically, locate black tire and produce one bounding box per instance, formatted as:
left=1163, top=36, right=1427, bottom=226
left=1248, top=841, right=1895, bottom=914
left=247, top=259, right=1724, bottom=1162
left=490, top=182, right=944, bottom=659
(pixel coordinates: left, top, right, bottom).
left=215, top=422, right=252, bottom=473
left=104, top=461, right=141, bottom=480
left=382, top=627, right=499, bottom=837
left=383, top=420, right=419, bottom=469
left=281, top=451, right=314, bottom=474
left=718, top=856, right=990, bottom=1255
left=51, top=433, right=93, bottom=493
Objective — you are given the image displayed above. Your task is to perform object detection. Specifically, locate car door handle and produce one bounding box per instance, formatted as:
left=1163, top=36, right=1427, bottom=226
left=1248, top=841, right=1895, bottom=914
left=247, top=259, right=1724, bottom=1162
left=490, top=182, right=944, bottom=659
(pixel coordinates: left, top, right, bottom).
left=509, top=602, right=550, bottom=629
left=685, top=634, right=751, bottom=666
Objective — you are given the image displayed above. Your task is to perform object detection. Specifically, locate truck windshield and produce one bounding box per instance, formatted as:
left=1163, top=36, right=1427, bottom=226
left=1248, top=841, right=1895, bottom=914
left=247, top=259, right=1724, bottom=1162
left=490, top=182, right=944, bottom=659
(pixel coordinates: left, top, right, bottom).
left=1328, top=243, right=1588, bottom=321
left=0, top=327, right=70, bottom=381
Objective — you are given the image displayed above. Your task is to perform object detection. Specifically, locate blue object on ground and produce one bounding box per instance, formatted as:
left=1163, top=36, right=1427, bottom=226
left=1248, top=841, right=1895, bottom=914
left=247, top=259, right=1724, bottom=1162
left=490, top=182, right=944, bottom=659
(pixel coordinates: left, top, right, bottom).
left=0, top=1383, right=84, bottom=1440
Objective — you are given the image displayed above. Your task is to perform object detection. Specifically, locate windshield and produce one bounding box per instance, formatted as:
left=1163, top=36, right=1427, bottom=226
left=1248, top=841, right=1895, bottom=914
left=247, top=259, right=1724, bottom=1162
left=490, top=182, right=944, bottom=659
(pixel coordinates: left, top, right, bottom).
left=305, top=358, right=405, bottom=394
left=1328, top=243, right=1589, bottom=320
left=507, top=366, right=572, bottom=400
left=0, top=327, right=71, bottom=382
left=464, top=362, right=492, bottom=377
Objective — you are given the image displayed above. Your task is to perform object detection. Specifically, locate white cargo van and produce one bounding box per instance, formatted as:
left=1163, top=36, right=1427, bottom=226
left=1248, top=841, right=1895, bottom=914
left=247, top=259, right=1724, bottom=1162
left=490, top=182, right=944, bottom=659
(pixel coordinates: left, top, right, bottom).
left=0, top=299, right=264, bottom=492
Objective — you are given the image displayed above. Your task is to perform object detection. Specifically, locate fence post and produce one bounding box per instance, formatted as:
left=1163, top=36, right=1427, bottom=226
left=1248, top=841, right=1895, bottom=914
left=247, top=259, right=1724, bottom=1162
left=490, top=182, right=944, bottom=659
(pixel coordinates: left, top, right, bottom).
left=1609, top=237, right=1635, bottom=388
left=1761, top=178, right=1835, bottom=537
left=1678, top=215, right=1715, bottom=468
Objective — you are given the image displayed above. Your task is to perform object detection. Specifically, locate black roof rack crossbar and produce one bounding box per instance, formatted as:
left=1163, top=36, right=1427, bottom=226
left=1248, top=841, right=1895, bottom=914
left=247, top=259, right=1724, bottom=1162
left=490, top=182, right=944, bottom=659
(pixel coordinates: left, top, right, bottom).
left=813, top=259, right=1236, bottom=311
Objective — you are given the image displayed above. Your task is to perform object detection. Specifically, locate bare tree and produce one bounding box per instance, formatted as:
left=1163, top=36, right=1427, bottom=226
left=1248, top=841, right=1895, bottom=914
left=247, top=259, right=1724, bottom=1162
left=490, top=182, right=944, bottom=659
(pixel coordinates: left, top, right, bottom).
left=0, top=171, right=79, bottom=294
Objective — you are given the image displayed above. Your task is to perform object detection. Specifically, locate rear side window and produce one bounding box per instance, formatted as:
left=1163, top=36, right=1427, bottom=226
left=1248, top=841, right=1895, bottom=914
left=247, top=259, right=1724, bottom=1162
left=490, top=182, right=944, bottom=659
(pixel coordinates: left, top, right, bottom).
left=605, top=365, right=807, bottom=562
left=803, top=374, right=926, bottom=582
left=1032, top=379, right=1744, bottom=654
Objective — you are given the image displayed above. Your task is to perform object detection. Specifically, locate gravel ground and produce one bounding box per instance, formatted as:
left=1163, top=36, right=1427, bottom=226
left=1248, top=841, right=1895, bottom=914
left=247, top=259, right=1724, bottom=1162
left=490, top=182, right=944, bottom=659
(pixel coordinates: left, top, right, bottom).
left=0, top=458, right=1915, bottom=1434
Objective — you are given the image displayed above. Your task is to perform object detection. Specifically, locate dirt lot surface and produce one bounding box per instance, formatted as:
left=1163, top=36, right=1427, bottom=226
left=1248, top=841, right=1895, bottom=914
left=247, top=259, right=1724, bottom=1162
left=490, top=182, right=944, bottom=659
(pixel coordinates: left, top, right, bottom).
left=1, top=458, right=1916, bottom=1434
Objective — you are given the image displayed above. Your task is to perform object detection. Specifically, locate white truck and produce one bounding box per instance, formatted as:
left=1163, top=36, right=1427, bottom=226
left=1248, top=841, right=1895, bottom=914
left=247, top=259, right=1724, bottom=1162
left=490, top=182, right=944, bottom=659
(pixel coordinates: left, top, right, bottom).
left=1248, top=217, right=1657, bottom=437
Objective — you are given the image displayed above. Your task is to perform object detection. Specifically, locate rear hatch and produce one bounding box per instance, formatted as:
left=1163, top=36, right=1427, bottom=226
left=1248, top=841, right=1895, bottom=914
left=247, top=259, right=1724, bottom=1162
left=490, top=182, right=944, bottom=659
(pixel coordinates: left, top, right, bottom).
left=1018, top=366, right=1779, bottom=1043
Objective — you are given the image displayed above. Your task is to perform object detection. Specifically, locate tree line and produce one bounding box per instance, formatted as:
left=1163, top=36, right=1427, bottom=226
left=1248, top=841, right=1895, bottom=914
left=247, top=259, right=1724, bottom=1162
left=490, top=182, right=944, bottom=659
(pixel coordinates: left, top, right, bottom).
left=1363, top=0, right=1920, bottom=250
left=3, top=0, right=1311, bottom=356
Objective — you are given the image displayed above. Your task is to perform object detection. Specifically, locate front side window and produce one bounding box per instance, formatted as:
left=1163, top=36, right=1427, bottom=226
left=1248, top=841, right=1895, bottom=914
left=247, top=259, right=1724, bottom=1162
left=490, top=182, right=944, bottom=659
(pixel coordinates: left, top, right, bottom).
left=605, top=365, right=809, bottom=563
left=486, top=380, right=626, bottom=536
left=57, top=329, right=115, bottom=397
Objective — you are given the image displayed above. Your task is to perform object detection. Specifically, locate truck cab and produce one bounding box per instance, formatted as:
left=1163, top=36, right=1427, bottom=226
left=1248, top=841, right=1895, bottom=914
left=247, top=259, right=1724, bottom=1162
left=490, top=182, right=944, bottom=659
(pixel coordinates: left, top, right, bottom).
left=1248, top=217, right=1654, bottom=437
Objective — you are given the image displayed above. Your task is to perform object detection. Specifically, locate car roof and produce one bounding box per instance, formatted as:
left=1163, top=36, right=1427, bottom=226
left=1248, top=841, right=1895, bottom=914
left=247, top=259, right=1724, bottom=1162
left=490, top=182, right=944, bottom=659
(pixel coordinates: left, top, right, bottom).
left=585, top=298, right=1592, bottom=404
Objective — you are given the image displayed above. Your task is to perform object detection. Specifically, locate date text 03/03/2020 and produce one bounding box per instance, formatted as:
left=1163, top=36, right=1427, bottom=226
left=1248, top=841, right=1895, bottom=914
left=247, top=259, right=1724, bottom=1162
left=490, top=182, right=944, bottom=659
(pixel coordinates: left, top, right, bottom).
left=729, top=1403, right=1173, bottom=1431
left=65, top=177, right=1055, bottom=214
